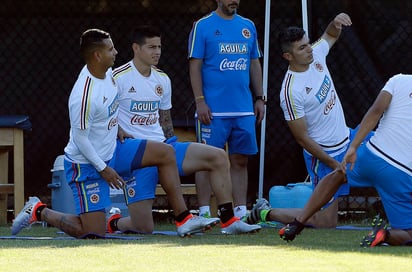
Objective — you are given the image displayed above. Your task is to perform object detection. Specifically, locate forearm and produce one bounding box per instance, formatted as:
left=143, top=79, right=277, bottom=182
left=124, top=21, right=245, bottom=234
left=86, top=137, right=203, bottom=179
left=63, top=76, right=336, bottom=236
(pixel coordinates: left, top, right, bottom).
left=159, top=109, right=174, bottom=138
left=72, top=128, right=106, bottom=171
left=189, top=59, right=205, bottom=103
left=250, top=59, right=264, bottom=97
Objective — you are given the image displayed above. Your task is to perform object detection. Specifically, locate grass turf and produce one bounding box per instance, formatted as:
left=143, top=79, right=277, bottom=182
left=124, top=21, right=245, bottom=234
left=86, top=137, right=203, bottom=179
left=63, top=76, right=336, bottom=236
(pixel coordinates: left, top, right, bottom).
left=0, top=222, right=411, bottom=272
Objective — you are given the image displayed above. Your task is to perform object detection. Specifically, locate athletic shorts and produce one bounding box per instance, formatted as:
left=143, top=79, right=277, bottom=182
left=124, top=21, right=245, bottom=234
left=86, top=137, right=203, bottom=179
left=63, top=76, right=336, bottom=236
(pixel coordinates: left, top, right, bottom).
left=347, top=143, right=412, bottom=229
left=64, top=138, right=147, bottom=215
left=303, top=127, right=373, bottom=207
left=123, top=138, right=191, bottom=205
left=195, top=115, right=258, bottom=155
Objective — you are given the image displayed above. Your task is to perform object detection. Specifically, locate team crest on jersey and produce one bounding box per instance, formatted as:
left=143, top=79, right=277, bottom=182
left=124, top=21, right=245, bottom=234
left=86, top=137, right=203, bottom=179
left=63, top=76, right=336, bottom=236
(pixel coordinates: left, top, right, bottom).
left=242, top=28, right=251, bottom=39
left=215, top=29, right=222, bottom=36
left=155, top=84, right=163, bottom=96
left=90, top=193, right=99, bottom=204
left=128, top=86, right=136, bottom=93
left=127, top=188, right=136, bottom=198
left=314, top=61, right=324, bottom=72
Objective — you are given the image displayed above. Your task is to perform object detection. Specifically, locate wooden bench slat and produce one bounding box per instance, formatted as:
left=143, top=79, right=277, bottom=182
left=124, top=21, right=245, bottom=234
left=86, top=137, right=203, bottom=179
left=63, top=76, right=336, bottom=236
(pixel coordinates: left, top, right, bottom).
left=0, top=184, right=14, bottom=194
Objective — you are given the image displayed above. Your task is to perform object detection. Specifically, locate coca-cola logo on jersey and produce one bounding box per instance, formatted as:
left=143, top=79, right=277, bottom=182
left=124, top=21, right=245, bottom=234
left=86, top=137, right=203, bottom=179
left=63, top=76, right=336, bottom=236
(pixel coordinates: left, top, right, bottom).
left=219, top=58, right=247, bottom=71
left=323, top=90, right=337, bottom=115
left=130, top=114, right=157, bottom=125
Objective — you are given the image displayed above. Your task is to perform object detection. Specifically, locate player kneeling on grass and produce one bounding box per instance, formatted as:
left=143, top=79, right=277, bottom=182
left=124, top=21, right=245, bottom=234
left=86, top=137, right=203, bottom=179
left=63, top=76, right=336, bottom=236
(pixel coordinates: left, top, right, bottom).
left=279, top=73, right=412, bottom=247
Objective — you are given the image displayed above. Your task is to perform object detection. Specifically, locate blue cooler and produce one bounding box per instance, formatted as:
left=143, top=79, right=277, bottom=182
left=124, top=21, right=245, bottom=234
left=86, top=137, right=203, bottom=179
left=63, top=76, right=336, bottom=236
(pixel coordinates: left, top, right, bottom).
left=47, top=155, right=76, bottom=214
left=269, top=180, right=312, bottom=208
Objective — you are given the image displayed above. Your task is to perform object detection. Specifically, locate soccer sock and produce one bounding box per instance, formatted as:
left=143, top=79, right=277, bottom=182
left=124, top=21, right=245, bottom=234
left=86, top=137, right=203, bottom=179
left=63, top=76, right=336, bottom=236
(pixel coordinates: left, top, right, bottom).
left=175, top=210, right=191, bottom=224
left=234, top=205, right=247, bottom=218
left=35, top=203, right=46, bottom=221
left=198, top=206, right=211, bottom=216
left=109, top=218, right=120, bottom=232
left=217, top=202, right=234, bottom=224
left=260, top=209, right=270, bottom=222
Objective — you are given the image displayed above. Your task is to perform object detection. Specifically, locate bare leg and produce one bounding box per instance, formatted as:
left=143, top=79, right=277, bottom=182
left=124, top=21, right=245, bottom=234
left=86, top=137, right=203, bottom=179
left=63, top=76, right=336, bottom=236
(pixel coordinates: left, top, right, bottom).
left=116, top=199, right=155, bottom=233
left=195, top=171, right=213, bottom=209
left=267, top=201, right=338, bottom=228
left=229, top=154, right=248, bottom=209
left=41, top=208, right=106, bottom=238
left=183, top=144, right=232, bottom=205
left=296, top=169, right=346, bottom=224
left=140, top=141, right=188, bottom=216
left=386, top=229, right=412, bottom=246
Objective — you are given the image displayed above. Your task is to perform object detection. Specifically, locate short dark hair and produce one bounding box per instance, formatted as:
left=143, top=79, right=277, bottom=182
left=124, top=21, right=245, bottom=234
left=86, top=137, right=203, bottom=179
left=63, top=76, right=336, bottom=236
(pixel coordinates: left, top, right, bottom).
left=278, top=26, right=306, bottom=53
left=131, top=25, right=161, bottom=46
left=80, top=28, right=111, bottom=60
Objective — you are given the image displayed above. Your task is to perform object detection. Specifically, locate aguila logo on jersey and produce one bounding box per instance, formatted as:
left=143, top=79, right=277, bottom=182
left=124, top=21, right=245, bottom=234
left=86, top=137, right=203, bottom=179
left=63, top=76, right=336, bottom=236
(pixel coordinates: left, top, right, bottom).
left=108, top=94, right=119, bottom=116
left=155, top=84, right=163, bottom=96
left=314, top=61, right=324, bottom=72
left=242, top=28, right=251, bottom=39
left=219, top=43, right=248, bottom=54
left=315, top=76, right=331, bottom=103
left=130, top=100, right=160, bottom=112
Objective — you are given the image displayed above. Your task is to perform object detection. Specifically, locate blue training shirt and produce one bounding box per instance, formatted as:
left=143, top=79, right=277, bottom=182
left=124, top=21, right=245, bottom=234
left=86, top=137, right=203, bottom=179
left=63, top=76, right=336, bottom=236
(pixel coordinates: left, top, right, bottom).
left=188, top=11, right=262, bottom=117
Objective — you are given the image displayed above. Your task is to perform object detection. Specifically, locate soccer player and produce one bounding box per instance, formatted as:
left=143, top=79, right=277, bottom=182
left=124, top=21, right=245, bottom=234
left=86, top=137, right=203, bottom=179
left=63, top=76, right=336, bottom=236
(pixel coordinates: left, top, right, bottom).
left=109, top=25, right=261, bottom=235
left=188, top=0, right=265, bottom=219
left=279, top=73, right=412, bottom=247
left=11, top=28, right=219, bottom=238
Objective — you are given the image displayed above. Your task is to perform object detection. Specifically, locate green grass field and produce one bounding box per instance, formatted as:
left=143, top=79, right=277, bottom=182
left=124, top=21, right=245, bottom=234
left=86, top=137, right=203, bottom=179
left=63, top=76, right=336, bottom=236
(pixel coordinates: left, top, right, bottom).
left=1, top=222, right=411, bottom=272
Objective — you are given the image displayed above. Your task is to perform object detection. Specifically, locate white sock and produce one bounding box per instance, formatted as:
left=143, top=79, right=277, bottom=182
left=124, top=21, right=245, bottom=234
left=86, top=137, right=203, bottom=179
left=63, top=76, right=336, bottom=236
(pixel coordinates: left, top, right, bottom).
left=234, top=205, right=247, bottom=218
left=198, top=206, right=211, bottom=217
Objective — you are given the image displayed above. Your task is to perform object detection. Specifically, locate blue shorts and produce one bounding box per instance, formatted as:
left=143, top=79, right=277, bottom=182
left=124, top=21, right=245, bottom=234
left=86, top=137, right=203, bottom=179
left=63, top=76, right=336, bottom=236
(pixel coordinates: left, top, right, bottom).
left=195, top=116, right=258, bottom=155
left=64, top=138, right=147, bottom=215
left=303, top=127, right=373, bottom=207
left=123, top=138, right=191, bottom=204
left=347, top=143, right=412, bottom=229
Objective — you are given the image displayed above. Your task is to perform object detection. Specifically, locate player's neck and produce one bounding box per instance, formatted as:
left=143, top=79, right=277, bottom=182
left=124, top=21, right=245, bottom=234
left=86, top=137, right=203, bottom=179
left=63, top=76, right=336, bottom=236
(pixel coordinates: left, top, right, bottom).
left=133, top=59, right=151, bottom=77
left=87, top=63, right=106, bottom=79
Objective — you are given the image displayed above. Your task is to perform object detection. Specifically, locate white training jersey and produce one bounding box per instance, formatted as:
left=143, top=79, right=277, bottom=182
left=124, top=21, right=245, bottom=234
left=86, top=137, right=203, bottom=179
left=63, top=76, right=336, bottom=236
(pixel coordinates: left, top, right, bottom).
left=280, top=39, right=349, bottom=152
left=64, top=65, right=119, bottom=167
left=113, top=60, right=171, bottom=142
left=367, top=73, right=412, bottom=174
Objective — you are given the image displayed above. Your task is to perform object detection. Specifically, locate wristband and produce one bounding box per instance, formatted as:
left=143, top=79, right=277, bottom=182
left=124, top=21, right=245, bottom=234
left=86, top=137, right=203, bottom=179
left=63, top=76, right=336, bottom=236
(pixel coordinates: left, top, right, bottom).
left=195, top=95, right=205, bottom=103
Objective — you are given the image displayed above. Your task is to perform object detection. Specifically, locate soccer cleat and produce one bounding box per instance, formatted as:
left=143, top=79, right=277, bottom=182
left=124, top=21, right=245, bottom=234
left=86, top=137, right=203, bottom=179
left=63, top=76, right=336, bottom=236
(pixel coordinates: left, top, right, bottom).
left=199, top=211, right=211, bottom=218
left=221, top=217, right=261, bottom=234
left=11, top=196, right=45, bottom=235
left=279, top=218, right=305, bottom=242
left=360, top=214, right=388, bottom=247
left=244, top=198, right=271, bottom=224
left=176, top=214, right=220, bottom=237
left=106, top=207, right=122, bottom=233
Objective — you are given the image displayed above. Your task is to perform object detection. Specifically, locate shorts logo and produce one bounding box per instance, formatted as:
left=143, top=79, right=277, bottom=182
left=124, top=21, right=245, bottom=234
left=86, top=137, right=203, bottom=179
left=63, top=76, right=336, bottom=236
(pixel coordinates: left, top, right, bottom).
left=242, top=28, right=251, bottom=39
left=127, top=188, right=135, bottom=198
left=90, top=194, right=99, bottom=204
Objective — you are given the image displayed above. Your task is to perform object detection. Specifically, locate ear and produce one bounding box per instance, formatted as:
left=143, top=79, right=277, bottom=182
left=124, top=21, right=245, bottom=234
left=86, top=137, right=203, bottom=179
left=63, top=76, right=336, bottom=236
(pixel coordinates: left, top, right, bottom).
left=282, top=52, right=293, bottom=61
left=132, top=43, right=139, bottom=53
left=93, top=50, right=102, bottom=62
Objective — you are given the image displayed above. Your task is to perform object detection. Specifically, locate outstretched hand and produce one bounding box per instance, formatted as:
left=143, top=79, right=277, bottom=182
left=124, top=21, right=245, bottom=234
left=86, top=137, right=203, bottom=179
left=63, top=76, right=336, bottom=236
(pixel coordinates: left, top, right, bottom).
left=333, top=13, right=352, bottom=29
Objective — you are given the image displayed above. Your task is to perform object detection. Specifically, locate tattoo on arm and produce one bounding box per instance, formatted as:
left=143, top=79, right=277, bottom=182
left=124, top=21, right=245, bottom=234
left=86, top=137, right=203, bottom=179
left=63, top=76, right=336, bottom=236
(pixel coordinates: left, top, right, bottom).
left=159, top=109, right=174, bottom=138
